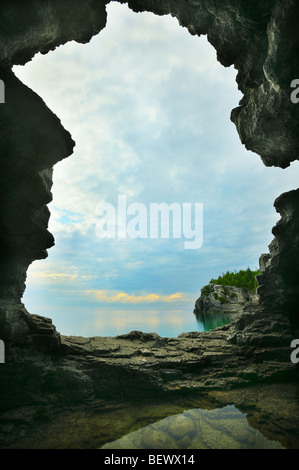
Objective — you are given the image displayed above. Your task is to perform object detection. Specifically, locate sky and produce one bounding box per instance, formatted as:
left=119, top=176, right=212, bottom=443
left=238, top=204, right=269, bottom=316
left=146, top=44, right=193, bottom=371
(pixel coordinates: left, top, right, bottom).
left=13, top=2, right=299, bottom=337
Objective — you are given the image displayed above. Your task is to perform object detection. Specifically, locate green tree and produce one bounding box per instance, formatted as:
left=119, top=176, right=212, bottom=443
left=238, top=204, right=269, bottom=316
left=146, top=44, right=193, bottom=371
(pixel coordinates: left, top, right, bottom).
left=209, top=267, right=260, bottom=293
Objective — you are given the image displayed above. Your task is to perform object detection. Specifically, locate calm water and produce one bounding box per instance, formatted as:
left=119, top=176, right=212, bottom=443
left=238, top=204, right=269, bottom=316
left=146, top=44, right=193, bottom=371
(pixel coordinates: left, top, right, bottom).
left=53, top=307, right=234, bottom=338
left=101, top=405, right=284, bottom=450
left=10, top=388, right=295, bottom=449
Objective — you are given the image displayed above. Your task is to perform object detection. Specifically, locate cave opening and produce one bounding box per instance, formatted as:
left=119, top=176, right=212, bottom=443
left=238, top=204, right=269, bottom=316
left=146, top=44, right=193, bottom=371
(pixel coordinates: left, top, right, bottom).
left=12, top=1, right=299, bottom=339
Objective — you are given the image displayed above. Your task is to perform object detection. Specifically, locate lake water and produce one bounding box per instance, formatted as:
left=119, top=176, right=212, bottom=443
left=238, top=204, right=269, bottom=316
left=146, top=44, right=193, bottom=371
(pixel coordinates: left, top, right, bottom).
left=55, top=307, right=234, bottom=338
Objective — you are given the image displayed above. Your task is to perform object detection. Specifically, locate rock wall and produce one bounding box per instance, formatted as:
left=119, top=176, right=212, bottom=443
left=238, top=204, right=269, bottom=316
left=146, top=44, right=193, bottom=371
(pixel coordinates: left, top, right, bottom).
left=257, top=189, right=299, bottom=336
left=0, top=0, right=107, bottom=346
left=124, top=0, right=299, bottom=169
left=0, top=68, right=74, bottom=348
left=194, top=284, right=259, bottom=315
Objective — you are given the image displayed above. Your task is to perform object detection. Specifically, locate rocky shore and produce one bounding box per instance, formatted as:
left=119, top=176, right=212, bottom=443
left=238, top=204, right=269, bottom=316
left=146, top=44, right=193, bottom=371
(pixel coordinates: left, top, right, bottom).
left=0, top=319, right=298, bottom=448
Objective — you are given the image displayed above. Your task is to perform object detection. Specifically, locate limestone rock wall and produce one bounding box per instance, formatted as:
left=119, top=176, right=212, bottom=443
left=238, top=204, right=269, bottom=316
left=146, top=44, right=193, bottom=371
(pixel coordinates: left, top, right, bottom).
left=194, top=284, right=259, bottom=315
left=0, top=0, right=108, bottom=66
left=0, top=68, right=75, bottom=346
left=257, top=189, right=299, bottom=336
left=125, top=0, right=299, bottom=168
left=0, top=0, right=107, bottom=345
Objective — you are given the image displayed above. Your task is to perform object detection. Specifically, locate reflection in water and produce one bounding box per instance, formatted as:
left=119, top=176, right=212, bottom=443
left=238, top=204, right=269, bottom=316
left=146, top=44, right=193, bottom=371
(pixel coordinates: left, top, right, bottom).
left=195, top=312, right=234, bottom=332
left=8, top=383, right=298, bottom=449
left=41, top=303, right=236, bottom=338
left=81, top=309, right=235, bottom=337
left=101, top=405, right=284, bottom=450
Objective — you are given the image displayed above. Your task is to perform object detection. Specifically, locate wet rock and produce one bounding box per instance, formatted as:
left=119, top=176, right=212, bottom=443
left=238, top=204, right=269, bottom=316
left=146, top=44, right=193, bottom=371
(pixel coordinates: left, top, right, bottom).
left=101, top=399, right=284, bottom=450
left=168, top=413, right=196, bottom=440
left=2, top=382, right=297, bottom=449
left=141, top=426, right=176, bottom=449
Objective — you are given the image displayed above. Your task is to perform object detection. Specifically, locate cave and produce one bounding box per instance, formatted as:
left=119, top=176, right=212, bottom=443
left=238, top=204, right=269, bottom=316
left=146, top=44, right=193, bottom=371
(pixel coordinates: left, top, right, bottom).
left=0, top=0, right=299, bottom=449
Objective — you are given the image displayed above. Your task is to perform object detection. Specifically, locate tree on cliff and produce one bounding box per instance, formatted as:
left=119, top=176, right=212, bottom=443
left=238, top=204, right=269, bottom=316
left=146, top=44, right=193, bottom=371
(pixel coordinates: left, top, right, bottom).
left=209, top=267, right=260, bottom=293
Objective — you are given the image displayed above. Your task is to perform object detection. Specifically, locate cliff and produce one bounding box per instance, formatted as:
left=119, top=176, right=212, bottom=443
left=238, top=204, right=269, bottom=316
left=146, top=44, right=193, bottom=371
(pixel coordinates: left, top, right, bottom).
left=194, top=284, right=259, bottom=315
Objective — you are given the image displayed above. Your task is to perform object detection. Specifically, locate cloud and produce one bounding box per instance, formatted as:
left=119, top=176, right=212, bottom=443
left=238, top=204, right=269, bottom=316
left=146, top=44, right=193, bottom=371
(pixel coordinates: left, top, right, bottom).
left=26, top=264, right=99, bottom=284
left=85, top=289, right=187, bottom=304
